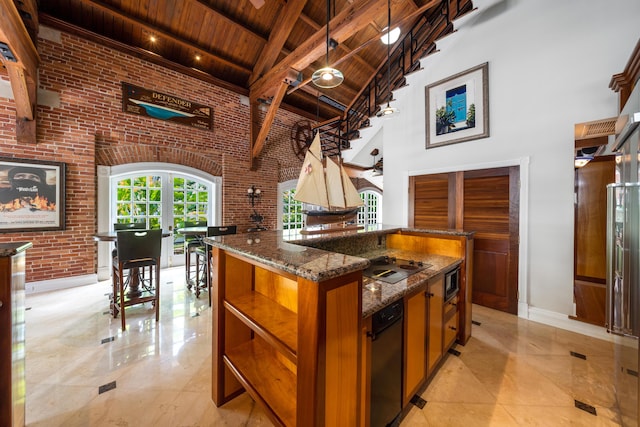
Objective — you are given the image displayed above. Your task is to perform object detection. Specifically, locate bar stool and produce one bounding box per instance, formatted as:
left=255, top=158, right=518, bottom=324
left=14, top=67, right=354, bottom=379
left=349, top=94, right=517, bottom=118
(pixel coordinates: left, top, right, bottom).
left=183, top=220, right=207, bottom=288
left=111, top=222, right=146, bottom=316
left=112, top=229, right=162, bottom=331
left=194, top=225, right=237, bottom=305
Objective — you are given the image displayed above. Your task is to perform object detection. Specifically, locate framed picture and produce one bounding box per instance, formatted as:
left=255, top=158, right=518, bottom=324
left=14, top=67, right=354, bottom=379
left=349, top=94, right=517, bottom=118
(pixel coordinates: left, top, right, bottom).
left=0, top=157, right=66, bottom=232
left=425, top=62, right=489, bottom=149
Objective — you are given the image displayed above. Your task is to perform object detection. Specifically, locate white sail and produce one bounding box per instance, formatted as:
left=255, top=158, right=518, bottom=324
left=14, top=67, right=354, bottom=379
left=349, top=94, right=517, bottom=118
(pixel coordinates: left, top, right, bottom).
left=325, top=156, right=346, bottom=208
left=294, top=133, right=329, bottom=208
left=341, top=163, right=364, bottom=208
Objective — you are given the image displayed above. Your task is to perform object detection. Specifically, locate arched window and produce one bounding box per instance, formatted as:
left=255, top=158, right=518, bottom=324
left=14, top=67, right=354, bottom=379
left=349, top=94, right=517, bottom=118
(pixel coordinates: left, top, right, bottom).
left=358, top=189, right=383, bottom=226
left=98, top=163, right=221, bottom=273
left=279, top=180, right=383, bottom=230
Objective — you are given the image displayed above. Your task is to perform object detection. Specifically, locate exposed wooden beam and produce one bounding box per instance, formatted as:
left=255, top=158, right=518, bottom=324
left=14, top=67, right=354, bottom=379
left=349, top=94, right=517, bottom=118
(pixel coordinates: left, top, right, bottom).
left=82, top=0, right=252, bottom=75
left=191, top=0, right=268, bottom=43
left=297, top=13, right=375, bottom=75
left=289, top=0, right=440, bottom=96
left=249, top=0, right=307, bottom=85
left=0, top=0, right=39, bottom=140
left=250, top=81, right=288, bottom=167
left=251, top=0, right=388, bottom=99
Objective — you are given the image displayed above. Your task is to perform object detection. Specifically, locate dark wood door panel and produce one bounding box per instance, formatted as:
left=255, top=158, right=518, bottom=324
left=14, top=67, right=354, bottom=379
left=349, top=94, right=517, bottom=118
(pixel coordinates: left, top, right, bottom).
left=472, top=238, right=514, bottom=312
left=412, top=174, right=450, bottom=229
left=463, top=175, right=510, bottom=234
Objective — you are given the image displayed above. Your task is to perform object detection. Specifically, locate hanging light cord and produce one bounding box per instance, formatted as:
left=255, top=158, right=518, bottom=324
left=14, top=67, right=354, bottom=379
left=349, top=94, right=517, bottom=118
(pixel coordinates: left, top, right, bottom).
left=386, top=0, right=391, bottom=105
left=325, top=0, right=330, bottom=65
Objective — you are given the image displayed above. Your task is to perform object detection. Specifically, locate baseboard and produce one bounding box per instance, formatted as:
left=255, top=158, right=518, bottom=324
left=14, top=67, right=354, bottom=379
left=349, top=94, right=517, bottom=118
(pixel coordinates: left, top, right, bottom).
left=526, top=306, right=613, bottom=342
left=26, top=274, right=98, bottom=295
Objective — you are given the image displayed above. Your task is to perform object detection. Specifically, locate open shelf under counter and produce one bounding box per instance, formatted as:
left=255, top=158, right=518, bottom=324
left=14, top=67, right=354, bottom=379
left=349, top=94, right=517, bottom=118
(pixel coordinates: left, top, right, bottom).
left=224, top=291, right=298, bottom=363
left=224, top=339, right=297, bottom=427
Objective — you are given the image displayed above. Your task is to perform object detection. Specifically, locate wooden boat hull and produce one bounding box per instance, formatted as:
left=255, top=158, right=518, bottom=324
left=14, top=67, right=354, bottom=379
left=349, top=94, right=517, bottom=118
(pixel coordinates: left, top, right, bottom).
left=304, top=208, right=359, bottom=226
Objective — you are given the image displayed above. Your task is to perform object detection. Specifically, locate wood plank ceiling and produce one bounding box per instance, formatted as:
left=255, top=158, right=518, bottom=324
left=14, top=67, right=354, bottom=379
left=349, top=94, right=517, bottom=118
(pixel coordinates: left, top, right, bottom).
left=2, top=0, right=447, bottom=165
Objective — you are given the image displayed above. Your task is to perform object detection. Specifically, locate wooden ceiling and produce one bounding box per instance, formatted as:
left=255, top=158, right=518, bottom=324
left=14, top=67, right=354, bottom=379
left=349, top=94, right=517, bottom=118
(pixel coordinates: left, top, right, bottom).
left=36, top=0, right=442, bottom=120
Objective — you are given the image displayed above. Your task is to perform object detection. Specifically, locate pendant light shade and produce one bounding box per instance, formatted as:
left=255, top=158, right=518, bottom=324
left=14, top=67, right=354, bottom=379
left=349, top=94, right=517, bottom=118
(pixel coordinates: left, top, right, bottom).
left=312, top=67, right=344, bottom=88
left=313, top=0, right=343, bottom=89
left=376, top=0, right=398, bottom=118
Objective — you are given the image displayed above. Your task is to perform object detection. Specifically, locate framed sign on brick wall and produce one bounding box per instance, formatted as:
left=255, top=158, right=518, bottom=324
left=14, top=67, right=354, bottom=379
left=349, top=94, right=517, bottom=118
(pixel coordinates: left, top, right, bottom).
left=0, top=157, right=66, bottom=232
left=122, top=83, right=213, bottom=130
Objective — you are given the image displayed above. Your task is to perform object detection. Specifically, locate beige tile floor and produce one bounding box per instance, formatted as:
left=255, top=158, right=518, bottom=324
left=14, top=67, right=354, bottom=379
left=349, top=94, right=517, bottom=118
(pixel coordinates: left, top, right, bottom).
left=25, top=267, right=621, bottom=426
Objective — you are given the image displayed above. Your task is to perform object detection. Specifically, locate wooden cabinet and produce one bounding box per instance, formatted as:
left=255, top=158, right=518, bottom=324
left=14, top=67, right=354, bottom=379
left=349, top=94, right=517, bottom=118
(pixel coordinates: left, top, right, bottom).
left=0, top=242, right=31, bottom=427
left=403, top=272, right=460, bottom=406
left=443, top=295, right=459, bottom=350
left=427, top=275, right=444, bottom=375
left=403, top=285, right=427, bottom=406
left=211, top=248, right=362, bottom=427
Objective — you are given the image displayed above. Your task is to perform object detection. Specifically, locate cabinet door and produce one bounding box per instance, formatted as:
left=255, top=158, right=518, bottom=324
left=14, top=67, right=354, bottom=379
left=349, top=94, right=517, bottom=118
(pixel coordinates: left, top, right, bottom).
left=404, top=287, right=427, bottom=405
left=427, top=275, right=444, bottom=375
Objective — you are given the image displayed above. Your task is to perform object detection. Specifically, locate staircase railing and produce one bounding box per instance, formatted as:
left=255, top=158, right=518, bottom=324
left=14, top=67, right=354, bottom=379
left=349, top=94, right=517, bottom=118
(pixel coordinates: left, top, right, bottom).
left=315, top=0, right=476, bottom=156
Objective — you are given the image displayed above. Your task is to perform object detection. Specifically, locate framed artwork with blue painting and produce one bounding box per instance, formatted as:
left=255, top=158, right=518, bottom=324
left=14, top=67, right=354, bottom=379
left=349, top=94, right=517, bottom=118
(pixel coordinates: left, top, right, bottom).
left=122, top=83, right=213, bottom=130
left=425, top=63, right=489, bottom=149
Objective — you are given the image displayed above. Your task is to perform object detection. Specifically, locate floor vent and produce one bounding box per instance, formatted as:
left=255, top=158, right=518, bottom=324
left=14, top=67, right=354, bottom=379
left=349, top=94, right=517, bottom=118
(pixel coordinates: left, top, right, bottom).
left=627, top=368, right=638, bottom=377
left=98, top=381, right=116, bottom=394
left=448, top=347, right=461, bottom=357
left=410, top=395, right=427, bottom=409
left=570, top=351, right=587, bottom=360
left=101, top=336, right=115, bottom=344
left=25, top=307, right=31, bottom=311
left=574, top=399, right=597, bottom=416
left=472, top=320, right=481, bottom=326
left=192, top=313, right=200, bottom=318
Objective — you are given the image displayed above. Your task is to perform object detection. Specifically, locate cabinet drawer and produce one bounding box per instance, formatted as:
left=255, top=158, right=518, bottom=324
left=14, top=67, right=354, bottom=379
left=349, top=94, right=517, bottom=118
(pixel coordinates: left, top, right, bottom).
left=444, top=295, right=458, bottom=318
left=444, top=311, right=458, bottom=350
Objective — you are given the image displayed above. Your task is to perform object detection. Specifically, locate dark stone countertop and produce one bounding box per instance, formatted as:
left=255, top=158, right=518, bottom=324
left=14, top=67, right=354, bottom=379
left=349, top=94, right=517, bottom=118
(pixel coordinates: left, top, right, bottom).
left=0, top=242, right=33, bottom=257
left=204, top=225, right=466, bottom=317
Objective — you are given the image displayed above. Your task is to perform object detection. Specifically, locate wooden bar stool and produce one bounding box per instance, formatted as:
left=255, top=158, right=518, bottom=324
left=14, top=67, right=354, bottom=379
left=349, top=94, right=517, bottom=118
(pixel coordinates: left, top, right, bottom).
left=112, top=229, right=162, bottom=331
left=110, top=222, right=146, bottom=316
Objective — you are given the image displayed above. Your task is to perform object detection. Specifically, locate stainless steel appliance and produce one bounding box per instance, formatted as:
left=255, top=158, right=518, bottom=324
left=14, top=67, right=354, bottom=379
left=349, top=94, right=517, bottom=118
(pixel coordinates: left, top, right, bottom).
left=607, top=82, right=640, bottom=426
left=444, top=266, right=460, bottom=302
left=370, top=300, right=404, bottom=427
left=362, top=255, right=430, bottom=284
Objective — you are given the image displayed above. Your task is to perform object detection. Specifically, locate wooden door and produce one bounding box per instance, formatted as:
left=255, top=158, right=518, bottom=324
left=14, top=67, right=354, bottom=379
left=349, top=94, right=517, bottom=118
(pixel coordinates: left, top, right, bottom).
left=463, top=168, right=519, bottom=314
left=573, top=156, right=615, bottom=325
left=410, top=166, right=520, bottom=314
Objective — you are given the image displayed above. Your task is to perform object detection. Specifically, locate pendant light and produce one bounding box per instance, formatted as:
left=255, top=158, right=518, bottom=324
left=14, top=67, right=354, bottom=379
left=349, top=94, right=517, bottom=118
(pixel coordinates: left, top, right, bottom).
left=312, top=0, right=344, bottom=89
left=376, top=0, right=399, bottom=118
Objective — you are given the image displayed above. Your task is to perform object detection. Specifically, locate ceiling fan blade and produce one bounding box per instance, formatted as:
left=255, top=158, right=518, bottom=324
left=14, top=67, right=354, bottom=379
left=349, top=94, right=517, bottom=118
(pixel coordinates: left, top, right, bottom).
left=249, top=0, right=265, bottom=9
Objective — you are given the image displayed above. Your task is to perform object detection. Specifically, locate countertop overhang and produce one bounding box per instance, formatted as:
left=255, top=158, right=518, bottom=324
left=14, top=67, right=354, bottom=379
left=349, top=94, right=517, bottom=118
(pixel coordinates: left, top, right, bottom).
left=204, top=225, right=470, bottom=317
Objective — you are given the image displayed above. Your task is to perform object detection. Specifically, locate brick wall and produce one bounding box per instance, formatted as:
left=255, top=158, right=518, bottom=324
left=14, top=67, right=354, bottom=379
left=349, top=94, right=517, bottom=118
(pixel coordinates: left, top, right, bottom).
left=0, top=28, right=308, bottom=284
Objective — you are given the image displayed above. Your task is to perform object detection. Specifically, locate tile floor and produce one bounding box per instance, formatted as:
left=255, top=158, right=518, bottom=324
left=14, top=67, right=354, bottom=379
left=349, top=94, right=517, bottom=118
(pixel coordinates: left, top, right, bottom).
left=24, top=267, right=622, bottom=426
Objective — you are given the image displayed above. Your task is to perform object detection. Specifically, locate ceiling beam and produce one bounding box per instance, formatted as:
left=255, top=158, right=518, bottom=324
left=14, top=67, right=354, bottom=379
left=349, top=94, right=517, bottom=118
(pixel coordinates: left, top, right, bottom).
left=250, top=82, right=288, bottom=169
left=82, top=0, right=252, bottom=75
left=0, top=0, right=39, bottom=141
left=251, top=0, right=388, bottom=99
left=289, top=0, right=440, bottom=96
left=249, top=0, right=307, bottom=85
left=191, top=0, right=268, bottom=43
left=297, top=13, right=375, bottom=75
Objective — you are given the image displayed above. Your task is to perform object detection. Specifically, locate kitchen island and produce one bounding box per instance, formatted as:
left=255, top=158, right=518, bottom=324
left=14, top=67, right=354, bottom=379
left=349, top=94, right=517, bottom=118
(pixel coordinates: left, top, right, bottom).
left=204, top=225, right=473, bottom=427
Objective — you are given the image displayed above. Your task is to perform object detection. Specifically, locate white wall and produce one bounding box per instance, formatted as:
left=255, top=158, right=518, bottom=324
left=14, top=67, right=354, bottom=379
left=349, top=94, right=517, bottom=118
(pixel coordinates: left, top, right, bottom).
left=381, top=0, right=640, bottom=324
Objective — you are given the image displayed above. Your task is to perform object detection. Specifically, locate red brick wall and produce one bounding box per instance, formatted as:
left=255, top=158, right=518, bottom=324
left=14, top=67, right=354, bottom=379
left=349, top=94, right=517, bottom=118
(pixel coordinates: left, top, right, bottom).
left=0, top=28, right=307, bottom=284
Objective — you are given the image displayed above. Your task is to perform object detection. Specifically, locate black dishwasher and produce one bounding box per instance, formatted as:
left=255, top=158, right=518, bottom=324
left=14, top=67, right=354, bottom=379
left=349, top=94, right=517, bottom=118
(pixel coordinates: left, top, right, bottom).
left=370, top=299, right=404, bottom=427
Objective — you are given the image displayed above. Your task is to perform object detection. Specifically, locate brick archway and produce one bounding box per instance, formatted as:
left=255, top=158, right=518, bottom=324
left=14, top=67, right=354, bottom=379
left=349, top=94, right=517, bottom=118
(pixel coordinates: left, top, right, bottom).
left=96, top=143, right=222, bottom=177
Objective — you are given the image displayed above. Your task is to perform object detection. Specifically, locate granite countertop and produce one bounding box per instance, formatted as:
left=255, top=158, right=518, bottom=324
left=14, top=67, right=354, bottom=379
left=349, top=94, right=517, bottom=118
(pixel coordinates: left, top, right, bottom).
left=358, top=248, right=461, bottom=317
left=0, top=242, right=33, bottom=257
left=204, top=226, right=465, bottom=318
left=203, top=230, right=370, bottom=283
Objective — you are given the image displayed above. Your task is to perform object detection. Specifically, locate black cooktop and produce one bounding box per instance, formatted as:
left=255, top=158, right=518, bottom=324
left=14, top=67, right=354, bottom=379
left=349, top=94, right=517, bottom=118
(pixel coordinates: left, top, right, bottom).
left=362, top=256, right=430, bottom=284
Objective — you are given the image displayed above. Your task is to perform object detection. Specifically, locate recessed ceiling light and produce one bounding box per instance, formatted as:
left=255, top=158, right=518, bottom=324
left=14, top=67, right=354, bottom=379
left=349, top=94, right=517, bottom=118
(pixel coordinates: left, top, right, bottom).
left=149, top=35, right=157, bottom=43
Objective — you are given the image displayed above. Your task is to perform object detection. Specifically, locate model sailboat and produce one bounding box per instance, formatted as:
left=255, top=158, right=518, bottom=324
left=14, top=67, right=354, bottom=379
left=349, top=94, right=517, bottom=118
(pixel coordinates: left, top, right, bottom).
left=294, top=132, right=364, bottom=234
